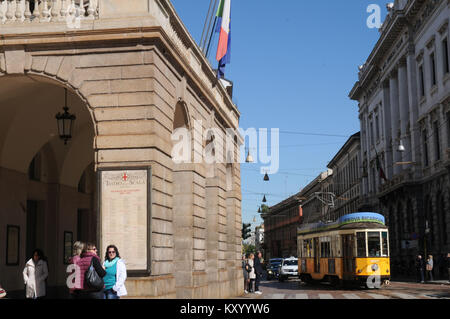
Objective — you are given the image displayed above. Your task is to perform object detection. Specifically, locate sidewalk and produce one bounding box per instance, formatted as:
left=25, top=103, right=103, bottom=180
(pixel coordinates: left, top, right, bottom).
left=391, top=277, right=450, bottom=286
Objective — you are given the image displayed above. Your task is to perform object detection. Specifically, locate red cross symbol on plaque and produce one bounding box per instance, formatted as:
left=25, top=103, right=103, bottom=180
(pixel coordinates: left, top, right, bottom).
left=122, top=172, right=128, bottom=181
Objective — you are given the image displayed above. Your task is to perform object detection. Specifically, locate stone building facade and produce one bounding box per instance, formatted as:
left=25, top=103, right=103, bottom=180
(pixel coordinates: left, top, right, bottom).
left=263, top=193, right=303, bottom=259
left=350, top=0, right=450, bottom=278
left=263, top=170, right=333, bottom=259
left=327, top=132, right=362, bottom=221
left=0, top=0, right=243, bottom=298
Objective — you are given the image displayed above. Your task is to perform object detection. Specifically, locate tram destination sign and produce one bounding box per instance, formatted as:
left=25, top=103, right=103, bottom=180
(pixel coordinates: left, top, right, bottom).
left=338, top=213, right=385, bottom=225
left=298, top=212, right=385, bottom=235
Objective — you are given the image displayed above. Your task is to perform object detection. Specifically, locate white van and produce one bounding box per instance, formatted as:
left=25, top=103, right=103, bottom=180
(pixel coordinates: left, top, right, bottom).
left=278, top=257, right=298, bottom=282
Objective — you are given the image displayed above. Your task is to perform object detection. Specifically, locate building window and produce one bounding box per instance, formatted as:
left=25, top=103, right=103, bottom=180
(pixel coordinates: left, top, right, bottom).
left=423, top=129, right=429, bottom=167
left=434, top=121, right=441, bottom=161
left=443, top=38, right=449, bottom=75
left=447, top=112, right=450, bottom=148
left=375, top=114, right=380, bottom=141
left=419, top=65, right=425, bottom=97
left=430, top=52, right=437, bottom=87
left=370, top=121, right=374, bottom=146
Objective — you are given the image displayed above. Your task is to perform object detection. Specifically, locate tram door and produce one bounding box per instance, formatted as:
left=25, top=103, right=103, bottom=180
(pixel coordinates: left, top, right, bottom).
left=313, top=238, right=320, bottom=273
left=342, top=234, right=355, bottom=279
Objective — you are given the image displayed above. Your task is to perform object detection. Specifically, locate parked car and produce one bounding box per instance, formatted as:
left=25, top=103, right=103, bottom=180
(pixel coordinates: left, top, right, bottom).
left=266, top=258, right=283, bottom=280
left=278, top=257, right=298, bottom=282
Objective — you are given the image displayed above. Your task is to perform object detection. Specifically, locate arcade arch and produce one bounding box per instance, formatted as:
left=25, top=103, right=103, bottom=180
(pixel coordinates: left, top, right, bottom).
left=0, top=74, right=96, bottom=296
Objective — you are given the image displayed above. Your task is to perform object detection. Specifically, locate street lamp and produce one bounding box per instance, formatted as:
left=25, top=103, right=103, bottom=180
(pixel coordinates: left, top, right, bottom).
left=245, top=149, right=254, bottom=163
left=398, top=140, right=406, bottom=152
left=55, top=88, right=76, bottom=145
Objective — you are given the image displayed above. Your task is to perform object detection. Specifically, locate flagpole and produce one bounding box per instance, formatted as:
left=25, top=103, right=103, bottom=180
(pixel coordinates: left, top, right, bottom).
left=205, top=16, right=218, bottom=59
left=200, top=0, right=216, bottom=52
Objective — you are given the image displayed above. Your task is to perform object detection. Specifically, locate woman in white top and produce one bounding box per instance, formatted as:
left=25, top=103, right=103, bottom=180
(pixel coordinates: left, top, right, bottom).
left=23, top=249, right=49, bottom=299
left=247, top=253, right=256, bottom=293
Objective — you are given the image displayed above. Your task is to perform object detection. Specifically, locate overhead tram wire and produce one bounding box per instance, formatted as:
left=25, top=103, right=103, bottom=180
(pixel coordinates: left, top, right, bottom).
left=279, top=130, right=350, bottom=138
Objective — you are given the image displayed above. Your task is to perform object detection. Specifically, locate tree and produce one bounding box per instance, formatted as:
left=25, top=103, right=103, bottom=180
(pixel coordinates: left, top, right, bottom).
left=242, top=223, right=252, bottom=241
left=242, top=243, right=256, bottom=256
left=260, top=204, right=270, bottom=214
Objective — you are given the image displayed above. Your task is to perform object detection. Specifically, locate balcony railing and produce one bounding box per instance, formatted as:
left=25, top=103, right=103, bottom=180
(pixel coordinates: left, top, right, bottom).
left=0, top=0, right=98, bottom=24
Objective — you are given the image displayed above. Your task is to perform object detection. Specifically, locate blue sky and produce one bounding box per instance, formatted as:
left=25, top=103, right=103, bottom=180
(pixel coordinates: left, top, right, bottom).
left=171, top=0, right=389, bottom=228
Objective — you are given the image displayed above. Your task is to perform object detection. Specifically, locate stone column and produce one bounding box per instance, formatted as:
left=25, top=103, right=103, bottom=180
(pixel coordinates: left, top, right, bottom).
left=382, top=80, right=393, bottom=179
left=398, top=58, right=411, bottom=163
left=225, top=164, right=242, bottom=297
left=173, top=163, right=206, bottom=298
left=205, top=164, right=222, bottom=298
left=389, top=71, right=401, bottom=175
left=406, top=42, right=421, bottom=177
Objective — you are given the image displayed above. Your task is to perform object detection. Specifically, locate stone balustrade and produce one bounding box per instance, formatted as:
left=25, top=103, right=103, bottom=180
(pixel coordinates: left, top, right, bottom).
left=0, top=0, right=98, bottom=24
left=0, top=0, right=240, bottom=130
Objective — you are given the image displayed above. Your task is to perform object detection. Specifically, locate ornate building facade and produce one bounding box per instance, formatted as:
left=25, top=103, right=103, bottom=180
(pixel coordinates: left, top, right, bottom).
left=327, top=132, right=362, bottom=221
left=0, top=0, right=243, bottom=298
left=350, top=0, right=450, bottom=278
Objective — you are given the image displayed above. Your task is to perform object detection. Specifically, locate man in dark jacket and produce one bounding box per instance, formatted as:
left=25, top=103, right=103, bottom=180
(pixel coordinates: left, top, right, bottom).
left=254, top=251, right=264, bottom=294
left=415, top=255, right=424, bottom=283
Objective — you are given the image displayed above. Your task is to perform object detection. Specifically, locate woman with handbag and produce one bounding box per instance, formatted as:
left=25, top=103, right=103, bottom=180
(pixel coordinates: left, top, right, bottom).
left=426, top=255, right=434, bottom=282
left=103, top=245, right=127, bottom=299
left=75, top=243, right=106, bottom=299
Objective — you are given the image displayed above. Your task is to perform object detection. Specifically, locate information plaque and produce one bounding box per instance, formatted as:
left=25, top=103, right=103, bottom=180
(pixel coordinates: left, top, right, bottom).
left=99, top=168, right=151, bottom=275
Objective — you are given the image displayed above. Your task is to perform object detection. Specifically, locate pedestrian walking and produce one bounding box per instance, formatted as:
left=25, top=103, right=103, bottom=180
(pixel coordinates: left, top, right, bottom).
left=68, top=241, right=85, bottom=298
left=103, top=245, right=127, bottom=299
left=75, top=243, right=106, bottom=299
left=415, top=255, right=424, bottom=283
left=247, top=253, right=256, bottom=293
left=23, top=249, right=49, bottom=299
left=426, top=255, right=433, bottom=282
left=254, top=251, right=263, bottom=294
left=242, top=254, right=249, bottom=294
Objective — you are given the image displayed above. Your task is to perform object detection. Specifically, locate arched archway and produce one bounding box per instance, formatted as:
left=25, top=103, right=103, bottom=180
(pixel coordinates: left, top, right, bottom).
left=173, top=100, right=191, bottom=131
left=0, top=74, right=96, bottom=297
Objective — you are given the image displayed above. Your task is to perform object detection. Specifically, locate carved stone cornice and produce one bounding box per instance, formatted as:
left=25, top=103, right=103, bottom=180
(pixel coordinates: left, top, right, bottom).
left=438, top=18, right=449, bottom=34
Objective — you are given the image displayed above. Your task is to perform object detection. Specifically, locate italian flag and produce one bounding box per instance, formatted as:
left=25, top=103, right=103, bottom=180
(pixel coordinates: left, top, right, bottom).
left=216, top=0, right=231, bottom=62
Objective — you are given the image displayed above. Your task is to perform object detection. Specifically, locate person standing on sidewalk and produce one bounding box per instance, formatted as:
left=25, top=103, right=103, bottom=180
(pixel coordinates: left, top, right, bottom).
left=103, top=245, right=127, bottom=299
left=23, top=249, right=49, bottom=299
left=247, top=253, right=256, bottom=293
left=242, top=254, right=249, bottom=294
left=415, top=255, right=424, bottom=283
left=447, top=253, right=450, bottom=283
left=426, top=255, right=433, bottom=282
left=254, top=251, right=264, bottom=295
left=0, top=284, right=6, bottom=298
left=76, top=243, right=106, bottom=299
left=68, top=241, right=85, bottom=298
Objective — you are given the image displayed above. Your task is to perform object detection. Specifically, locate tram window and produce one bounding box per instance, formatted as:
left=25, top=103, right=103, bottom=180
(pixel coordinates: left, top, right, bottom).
left=320, top=241, right=331, bottom=258
left=368, top=232, right=381, bottom=257
left=381, top=232, right=389, bottom=256
left=304, top=239, right=312, bottom=257
left=356, top=232, right=366, bottom=257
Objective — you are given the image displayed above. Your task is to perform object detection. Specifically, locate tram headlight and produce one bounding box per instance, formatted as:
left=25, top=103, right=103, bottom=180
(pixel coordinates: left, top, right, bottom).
left=372, top=264, right=379, bottom=272
left=357, top=269, right=362, bottom=273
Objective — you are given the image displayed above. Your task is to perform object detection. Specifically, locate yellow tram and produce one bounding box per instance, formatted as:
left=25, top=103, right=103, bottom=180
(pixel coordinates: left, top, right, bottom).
left=297, top=212, right=390, bottom=288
